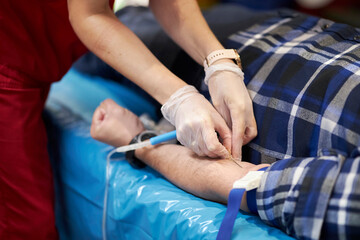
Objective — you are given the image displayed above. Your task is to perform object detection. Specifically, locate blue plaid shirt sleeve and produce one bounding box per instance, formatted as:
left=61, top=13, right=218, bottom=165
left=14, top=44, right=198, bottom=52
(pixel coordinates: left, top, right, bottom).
left=223, top=9, right=360, bottom=240
left=257, top=148, right=360, bottom=239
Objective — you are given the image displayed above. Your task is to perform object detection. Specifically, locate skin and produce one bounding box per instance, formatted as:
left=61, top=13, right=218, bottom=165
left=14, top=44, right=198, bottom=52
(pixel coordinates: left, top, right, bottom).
left=136, top=144, right=268, bottom=211
left=91, top=99, right=268, bottom=211
left=67, top=0, right=257, bottom=159
left=90, top=99, right=145, bottom=147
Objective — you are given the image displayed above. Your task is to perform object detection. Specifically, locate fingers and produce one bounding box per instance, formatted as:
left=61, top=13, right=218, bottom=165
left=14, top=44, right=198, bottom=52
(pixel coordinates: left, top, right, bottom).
left=90, top=106, right=106, bottom=140
left=242, top=102, right=258, bottom=145
left=229, top=105, right=259, bottom=160
left=230, top=108, right=244, bottom=160
left=199, top=103, right=232, bottom=158
left=213, top=113, right=232, bottom=156
left=90, top=98, right=148, bottom=147
left=93, top=107, right=106, bottom=125
left=213, top=99, right=232, bottom=128
left=243, top=124, right=257, bottom=145
left=202, top=127, right=230, bottom=159
left=185, top=129, right=230, bottom=159
left=91, top=98, right=117, bottom=130
left=100, top=98, right=117, bottom=108
left=176, top=114, right=231, bottom=159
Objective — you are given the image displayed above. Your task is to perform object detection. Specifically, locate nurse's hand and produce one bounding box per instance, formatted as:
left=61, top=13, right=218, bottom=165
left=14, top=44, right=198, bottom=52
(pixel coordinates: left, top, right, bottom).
left=90, top=99, right=144, bottom=147
left=207, top=68, right=257, bottom=160
left=161, top=85, right=232, bottom=159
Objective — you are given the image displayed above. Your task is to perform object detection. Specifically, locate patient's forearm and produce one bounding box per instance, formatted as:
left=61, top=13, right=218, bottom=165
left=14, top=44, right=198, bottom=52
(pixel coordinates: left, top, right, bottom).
left=136, top=144, right=268, bottom=211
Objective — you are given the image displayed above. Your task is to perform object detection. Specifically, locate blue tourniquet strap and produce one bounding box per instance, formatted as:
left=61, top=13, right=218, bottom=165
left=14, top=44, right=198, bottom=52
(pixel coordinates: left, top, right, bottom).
left=216, top=188, right=246, bottom=240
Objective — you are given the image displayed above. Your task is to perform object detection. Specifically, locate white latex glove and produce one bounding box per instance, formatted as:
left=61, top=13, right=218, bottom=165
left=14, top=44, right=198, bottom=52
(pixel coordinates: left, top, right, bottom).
left=161, top=85, right=232, bottom=158
left=206, top=62, right=257, bottom=160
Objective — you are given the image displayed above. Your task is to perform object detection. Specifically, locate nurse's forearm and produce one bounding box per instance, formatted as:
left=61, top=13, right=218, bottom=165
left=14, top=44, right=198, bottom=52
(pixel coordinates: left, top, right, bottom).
left=135, top=144, right=268, bottom=211
left=67, top=0, right=186, bottom=104
left=150, top=0, right=224, bottom=65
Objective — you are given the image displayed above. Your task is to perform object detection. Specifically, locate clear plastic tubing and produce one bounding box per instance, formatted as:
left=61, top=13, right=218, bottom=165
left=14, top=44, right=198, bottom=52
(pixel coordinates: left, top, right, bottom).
left=102, top=130, right=177, bottom=240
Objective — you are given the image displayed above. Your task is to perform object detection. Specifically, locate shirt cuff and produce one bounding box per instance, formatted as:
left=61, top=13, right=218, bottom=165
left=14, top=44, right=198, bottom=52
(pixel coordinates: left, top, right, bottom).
left=247, top=167, right=268, bottom=214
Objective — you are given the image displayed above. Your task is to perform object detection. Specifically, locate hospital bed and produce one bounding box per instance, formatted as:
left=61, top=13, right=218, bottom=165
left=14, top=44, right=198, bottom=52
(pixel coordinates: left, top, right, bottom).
left=44, top=68, right=294, bottom=239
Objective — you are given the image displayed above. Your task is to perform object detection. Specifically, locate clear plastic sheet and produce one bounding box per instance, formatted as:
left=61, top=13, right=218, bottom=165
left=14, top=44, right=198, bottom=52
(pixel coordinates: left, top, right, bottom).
left=45, top=69, right=293, bottom=239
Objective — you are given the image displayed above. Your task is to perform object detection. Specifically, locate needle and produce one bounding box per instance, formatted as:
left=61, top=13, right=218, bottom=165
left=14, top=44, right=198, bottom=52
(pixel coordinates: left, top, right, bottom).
left=229, top=155, right=242, bottom=168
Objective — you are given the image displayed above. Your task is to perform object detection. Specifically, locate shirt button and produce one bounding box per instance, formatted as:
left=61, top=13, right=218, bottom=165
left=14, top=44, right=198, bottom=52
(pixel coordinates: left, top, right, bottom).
left=323, top=24, right=330, bottom=29
left=354, top=36, right=360, bottom=41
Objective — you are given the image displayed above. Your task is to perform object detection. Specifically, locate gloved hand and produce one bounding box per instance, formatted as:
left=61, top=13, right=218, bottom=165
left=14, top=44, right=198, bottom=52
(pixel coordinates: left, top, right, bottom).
left=206, top=62, right=257, bottom=160
left=161, top=85, right=232, bottom=158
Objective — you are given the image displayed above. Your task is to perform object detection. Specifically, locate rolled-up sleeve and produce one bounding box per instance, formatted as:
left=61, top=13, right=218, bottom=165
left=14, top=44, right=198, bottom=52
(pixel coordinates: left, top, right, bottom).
left=256, top=147, right=360, bottom=239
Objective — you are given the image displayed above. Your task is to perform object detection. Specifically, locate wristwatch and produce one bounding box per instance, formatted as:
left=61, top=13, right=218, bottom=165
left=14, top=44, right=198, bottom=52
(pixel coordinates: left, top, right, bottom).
left=125, top=131, right=157, bottom=169
left=204, top=49, right=242, bottom=69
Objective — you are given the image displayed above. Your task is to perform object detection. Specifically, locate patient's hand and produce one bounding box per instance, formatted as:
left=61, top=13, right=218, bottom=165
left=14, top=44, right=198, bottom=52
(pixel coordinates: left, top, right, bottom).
left=90, top=99, right=144, bottom=147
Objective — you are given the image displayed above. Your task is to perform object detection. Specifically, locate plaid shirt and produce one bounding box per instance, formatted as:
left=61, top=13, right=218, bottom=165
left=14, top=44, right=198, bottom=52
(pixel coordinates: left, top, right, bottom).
left=225, top=10, right=360, bottom=239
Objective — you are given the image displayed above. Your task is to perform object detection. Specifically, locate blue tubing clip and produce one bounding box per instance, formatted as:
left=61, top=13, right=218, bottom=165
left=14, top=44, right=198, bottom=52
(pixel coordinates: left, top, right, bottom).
left=150, top=130, right=177, bottom=145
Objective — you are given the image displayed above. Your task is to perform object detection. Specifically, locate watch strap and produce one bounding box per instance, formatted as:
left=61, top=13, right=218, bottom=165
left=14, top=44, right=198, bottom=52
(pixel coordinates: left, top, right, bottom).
left=125, top=131, right=157, bottom=169
left=204, top=49, right=242, bottom=69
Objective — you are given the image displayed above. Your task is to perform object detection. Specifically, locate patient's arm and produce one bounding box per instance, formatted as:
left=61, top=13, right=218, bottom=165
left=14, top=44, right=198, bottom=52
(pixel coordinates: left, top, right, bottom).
left=135, top=144, right=268, bottom=212
left=90, top=99, right=268, bottom=211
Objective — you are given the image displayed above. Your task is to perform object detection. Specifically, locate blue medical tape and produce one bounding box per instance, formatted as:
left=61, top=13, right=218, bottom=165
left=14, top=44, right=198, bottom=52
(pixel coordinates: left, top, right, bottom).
left=216, top=188, right=245, bottom=240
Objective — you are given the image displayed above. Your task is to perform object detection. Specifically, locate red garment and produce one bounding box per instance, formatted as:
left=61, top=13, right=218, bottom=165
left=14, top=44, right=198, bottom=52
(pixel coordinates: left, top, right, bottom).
left=0, top=74, right=56, bottom=239
left=0, top=0, right=113, bottom=239
left=0, top=0, right=87, bottom=84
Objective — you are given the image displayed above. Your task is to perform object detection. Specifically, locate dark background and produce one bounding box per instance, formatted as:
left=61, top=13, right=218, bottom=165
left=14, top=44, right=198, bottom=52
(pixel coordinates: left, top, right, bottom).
left=200, top=0, right=360, bottom=27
